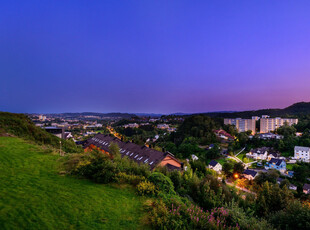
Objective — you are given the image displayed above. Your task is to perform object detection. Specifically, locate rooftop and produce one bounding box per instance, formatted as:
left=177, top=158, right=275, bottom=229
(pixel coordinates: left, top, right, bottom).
left=243, top=169, right=257, bottom=177
left=84, top=134, right=181, bottom=170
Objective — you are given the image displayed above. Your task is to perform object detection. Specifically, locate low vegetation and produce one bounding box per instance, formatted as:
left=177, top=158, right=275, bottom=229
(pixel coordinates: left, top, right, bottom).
left=0, top=137, right=147, bottom=229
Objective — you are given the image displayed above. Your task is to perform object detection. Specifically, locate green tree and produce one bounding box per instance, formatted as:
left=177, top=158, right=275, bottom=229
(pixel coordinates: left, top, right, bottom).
left=109, top=142, right=120, bottom=156
left=270, top=200, right=310, bottom=230
left=233, top=162, right=244, bottom=174
left=256, top=182, right=293, bottom=217
left=223, top=162, right=233, bottom=176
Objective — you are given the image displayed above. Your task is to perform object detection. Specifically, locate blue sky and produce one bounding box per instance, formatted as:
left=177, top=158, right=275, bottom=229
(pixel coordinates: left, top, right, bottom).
left=1, top=1, right=310, bottom=114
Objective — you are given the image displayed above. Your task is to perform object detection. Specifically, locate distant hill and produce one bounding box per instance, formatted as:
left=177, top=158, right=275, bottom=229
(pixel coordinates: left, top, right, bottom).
left=45, top=112, right=137, bottom=119
left=201, top=102, right=310, bottom=118
left=135, top=113, right=163, bottom=117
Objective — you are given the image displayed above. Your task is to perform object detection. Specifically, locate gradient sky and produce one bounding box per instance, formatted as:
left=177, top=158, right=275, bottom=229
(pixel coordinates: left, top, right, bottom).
left=1, top=1, right=310, bottom=114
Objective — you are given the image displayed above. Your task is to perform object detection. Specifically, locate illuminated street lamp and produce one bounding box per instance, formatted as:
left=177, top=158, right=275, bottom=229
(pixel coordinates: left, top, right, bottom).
left=233, top=173, right=239, bottom=179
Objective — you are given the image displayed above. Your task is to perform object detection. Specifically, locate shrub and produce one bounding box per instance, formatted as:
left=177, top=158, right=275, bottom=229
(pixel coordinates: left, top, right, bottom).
left=148, top=172, right=175, bottom=195
left=145, top=200, right=241, bottom=230
left=169, top=170, right=183, bottom=192
left=225, top=201, right=274, bottom=230
left=137, top=181, right=157, bottom=196
left=115, top=172, right=145, bottom=186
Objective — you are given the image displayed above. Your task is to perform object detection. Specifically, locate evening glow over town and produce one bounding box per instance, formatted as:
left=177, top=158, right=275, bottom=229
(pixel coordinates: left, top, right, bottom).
left=1, top=1, right=310, bottom=114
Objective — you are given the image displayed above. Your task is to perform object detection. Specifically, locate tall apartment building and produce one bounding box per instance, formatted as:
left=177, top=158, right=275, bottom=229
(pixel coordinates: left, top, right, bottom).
left=224, top=118, right=256, bottom=134
left=260, top=116, right=298, bottom=133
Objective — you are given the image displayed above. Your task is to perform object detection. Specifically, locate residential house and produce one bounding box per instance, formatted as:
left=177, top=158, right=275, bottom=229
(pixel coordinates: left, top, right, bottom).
left=191, top=154, right=199, bottom=161
left=303, top=184, right=310, bottom=194
left=84, top=134, right=182, bottom=171
left=265, top=158, right=286, bottom=173
left=243, top=169, right=258, bottom=180
left=257, top=133, right=283, bottom=140
left=246, top=147, right=280, bottom=161
left=246, top=147, right=268, bottom=160
left=213, top=129, right=234, bottom=141
left=277, top=178, right=297, bottom=190
left=208, top=160, right=222, bottom=173
left=289, top=184, right=297, bottom=191
left=267, top=151, right=281, bottom=161
left=276, top=177, right=284, bottom=185
left=294, top=146, right=310, bottom=163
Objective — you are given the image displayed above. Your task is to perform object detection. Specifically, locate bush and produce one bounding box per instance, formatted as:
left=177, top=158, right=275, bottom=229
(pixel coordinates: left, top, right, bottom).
left=148, top=172, right=175, bottom=195
left=225, top=201, right=274, bottom=230
left=145, top=200, right=241, bottom=230
left=137, top=181, right=157, bottom=196
left=115, top=172, right=145, bottom=186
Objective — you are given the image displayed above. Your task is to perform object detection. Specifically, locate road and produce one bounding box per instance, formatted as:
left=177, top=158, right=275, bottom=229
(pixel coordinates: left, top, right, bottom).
left=225, top=180, right=257, bottom=195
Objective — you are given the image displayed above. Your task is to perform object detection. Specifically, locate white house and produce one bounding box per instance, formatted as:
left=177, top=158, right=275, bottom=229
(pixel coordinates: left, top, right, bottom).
left=246, top=147, right=268, bottom=160
left=294, top=146, right=310, bottom=163
left=243, top=169, right=258, bottom=180
left=208, top=160, right=222, bottom=173
left=191, top=154, right=199, bottom=161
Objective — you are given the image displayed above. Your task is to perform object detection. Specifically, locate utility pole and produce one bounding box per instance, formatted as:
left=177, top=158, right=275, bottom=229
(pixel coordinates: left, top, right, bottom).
left=59, top=140, right=62, bottom=156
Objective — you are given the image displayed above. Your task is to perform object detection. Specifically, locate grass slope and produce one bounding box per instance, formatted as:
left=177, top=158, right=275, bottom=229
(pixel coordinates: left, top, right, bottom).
left=0, top=137, right=146, bottom=230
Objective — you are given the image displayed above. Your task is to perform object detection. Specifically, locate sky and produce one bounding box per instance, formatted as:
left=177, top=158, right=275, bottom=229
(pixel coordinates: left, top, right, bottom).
left=1, top=0, right=310, bottom=114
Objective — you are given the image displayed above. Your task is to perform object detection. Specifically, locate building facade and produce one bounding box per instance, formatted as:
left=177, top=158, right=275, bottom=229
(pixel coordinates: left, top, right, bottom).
left=224, top=118, right=256, bottom=135
left=265, top=158, right=286, bottom=173
left=294, top=146, right=310, bottom=163
left=260, top=117, right=298, bottom=133
left=208, top=160, right=222, bottom=173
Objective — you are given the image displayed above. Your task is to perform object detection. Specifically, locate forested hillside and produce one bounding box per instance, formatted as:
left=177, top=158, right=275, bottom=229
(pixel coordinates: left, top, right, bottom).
left=203, top=102, right=310, bottom=118
left=0, top=112, right=80, bottom=153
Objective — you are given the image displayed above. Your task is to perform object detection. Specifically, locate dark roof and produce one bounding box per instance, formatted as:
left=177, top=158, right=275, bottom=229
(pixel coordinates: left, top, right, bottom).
left=269, top=151, right=279, bottom=157
left=75, top=140, right=86, bottom=145
left=277, top=177, right=284, bottom=183
left=303, top=184, right=310, bottom=191
left=84, top=134, right=181, bottom=170
left=269, top=158, right=285, bottom=166
left=209, top=160, right=219, bottom=167
left=243, top=169, right=257, bottom=177
left=251, top=147, right=269, bottom=154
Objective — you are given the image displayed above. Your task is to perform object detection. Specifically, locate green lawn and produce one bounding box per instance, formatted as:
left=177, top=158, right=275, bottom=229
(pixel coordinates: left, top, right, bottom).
left=236, top=153, right=254, bottom=163
left=0, top=137, right=147, bottom=230
left=286, top=164, right=294, bottom=170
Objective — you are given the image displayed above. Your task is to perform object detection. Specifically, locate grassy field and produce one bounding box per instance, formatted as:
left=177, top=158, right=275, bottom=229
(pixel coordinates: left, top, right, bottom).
left=0, top=137, right=147, bottom=230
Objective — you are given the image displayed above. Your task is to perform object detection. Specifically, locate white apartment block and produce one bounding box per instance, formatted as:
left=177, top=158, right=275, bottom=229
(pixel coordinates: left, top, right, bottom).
left=224, top=118, right=256, bottom=134
left=260, top=116, right=298, bottom=133
left=294, top=146, right=310, bottom=163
